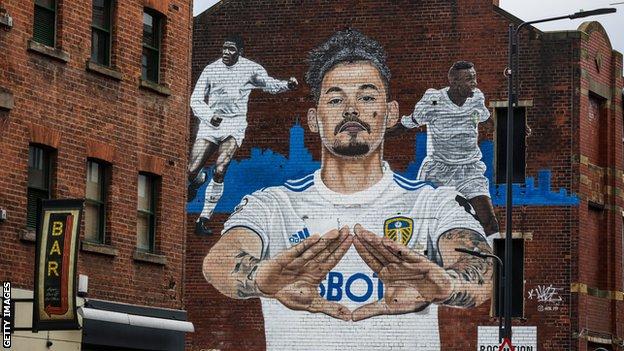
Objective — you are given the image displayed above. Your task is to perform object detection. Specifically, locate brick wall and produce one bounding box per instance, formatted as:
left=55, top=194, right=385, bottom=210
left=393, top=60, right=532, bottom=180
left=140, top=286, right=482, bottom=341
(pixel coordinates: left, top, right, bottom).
left=0, top=0, right=191, bottom=310
left=576, top=21, right=624, bottom=351
left=183, top=1, right=624, bottom=351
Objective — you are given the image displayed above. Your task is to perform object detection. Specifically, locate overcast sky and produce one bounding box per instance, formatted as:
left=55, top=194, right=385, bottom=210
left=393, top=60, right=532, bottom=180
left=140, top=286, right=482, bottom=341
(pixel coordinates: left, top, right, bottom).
left=193, top=0, right=623, bottom=54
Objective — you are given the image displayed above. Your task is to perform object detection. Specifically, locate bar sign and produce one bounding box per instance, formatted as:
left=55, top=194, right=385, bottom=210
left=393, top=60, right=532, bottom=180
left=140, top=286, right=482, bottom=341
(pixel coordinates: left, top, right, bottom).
left=33, top=199, right=83, bottom=331
left=43, top=213, right=74, bottom=316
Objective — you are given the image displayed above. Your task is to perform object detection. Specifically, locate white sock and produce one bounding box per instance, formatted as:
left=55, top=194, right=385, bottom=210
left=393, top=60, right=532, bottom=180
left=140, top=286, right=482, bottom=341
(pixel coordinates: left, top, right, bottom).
left=199, top=180, right=224, bottom=219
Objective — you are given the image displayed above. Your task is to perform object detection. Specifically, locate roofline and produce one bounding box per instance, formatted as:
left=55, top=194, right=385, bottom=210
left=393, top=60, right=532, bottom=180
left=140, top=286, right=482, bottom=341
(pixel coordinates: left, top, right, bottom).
left=195, top=2, right=568, bottom=39
left=541, top=30, right=588, bottom=42
left=194, top=0, right=232, bottom=18
left=492, top=4, right=544, bottom=36
left=578, top=21, right=613, bottom=50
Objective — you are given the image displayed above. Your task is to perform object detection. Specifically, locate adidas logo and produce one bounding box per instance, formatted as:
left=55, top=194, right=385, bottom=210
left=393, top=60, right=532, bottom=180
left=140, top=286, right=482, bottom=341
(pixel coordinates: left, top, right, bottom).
left=289, top=228, right=310, bottom=244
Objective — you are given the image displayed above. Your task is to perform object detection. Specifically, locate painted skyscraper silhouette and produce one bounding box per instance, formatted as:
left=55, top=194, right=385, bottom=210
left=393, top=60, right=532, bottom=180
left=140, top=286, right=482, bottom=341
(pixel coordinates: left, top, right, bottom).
left=187, top=123, right=578, bottom=214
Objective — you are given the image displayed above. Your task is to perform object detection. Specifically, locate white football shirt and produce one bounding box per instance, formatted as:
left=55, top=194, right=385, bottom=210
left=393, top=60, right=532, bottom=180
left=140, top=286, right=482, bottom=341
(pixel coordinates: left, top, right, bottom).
left=223, top=163, right=487, bottom=351
left=402, top=87, right=490, bottom=164
left=190, top=57, right=290, bottom=126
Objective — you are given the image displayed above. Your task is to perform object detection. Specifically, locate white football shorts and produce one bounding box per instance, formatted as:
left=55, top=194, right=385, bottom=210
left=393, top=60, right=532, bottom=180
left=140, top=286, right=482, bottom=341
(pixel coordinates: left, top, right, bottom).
left=196, top=116, right=247, bottom=147
left=417, top=157, right=490, bottom=199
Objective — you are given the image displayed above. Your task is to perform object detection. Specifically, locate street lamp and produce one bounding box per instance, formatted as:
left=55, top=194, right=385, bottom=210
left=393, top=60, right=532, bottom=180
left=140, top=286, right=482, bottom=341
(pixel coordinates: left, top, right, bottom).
left=504, top=7, right=616, bottom=346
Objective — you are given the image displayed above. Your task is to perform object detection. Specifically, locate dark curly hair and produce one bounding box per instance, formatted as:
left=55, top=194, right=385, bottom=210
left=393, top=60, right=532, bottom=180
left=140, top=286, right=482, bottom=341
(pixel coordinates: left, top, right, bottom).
left=305, top=29, right=391, bottom=102
left=224, top=34, right=244, bottom=52
left=448, top=60, right=474, bottom=77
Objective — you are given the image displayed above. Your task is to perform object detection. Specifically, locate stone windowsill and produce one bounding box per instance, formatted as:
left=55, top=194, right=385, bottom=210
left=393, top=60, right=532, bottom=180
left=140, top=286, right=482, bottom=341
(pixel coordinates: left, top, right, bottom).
left=133, top=249, right=167, bottom=265
left=81, top=240, right=119, bottom=256
left=86, top=60, right=122, bottom=80
left=19, top=228, right=36, bottom=242
left=489, top=231, right=533, bottom=241
left=139, top=78, right=171, bottom=96
left=0, top=88, right=14, bottom=110
left=27, top=39, right=70, bottom=63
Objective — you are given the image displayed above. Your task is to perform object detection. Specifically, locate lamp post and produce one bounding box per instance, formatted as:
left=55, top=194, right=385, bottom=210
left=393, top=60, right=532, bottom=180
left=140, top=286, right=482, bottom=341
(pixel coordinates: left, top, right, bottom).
left=504, top=7, right=616, bottom=345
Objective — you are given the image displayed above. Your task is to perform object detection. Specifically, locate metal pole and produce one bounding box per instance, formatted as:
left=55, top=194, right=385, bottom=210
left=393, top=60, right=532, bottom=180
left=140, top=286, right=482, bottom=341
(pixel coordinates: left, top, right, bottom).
left=498, top=260, right=504, bottom=342
left=501, top=7, right=615, bottom=345
left=504, top=24, right=515, bottom=342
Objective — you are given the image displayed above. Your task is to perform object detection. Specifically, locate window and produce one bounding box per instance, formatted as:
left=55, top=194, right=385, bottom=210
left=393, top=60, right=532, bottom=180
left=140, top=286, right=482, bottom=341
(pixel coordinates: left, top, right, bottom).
left=27, top=145, right=53, bottom=229
left=85, top=160, right=108, bottom=243
left=495, top=107, right=526, bottom=184
left=137, top=173, right=157, bottom=252
left=141, top=9, right=163, bottom=83
left=91, top=0, right=113, bottom=66
left=589, top=94, right=607, bottom=166
left=33, top=0, right=57, bottom=47
left=492, top=238, right=524, bottom=317
left=588, top=343, right=611, bottom=351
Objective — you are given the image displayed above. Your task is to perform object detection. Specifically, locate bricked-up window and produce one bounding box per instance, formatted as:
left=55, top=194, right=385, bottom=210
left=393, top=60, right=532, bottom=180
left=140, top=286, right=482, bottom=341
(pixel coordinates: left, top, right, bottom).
left=589, top=94, right=608, bottom=166
left=493, top=238, right=524, bottom=317
left=91, top=0, right=113, bottom=66
left=85, top=160, right=108, bottom=243
left=27, top=145, right=53, bottom=229
left=141, top=9, right=163, bottom=83
left=33, top=0, right=57, bottom=47
left=495, top=107, right=526, bottom=184
left=137, top=173, right=158, bottom=252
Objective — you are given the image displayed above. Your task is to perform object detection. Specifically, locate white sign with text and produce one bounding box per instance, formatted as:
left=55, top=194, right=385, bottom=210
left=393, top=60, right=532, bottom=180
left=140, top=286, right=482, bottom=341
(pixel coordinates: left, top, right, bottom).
left=477, top=326, right=537, bottom=351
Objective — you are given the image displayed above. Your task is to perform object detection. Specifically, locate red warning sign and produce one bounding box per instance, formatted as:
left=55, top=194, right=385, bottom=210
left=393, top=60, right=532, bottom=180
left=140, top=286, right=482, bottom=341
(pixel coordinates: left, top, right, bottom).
left=499, top=338, right=513, bottom=351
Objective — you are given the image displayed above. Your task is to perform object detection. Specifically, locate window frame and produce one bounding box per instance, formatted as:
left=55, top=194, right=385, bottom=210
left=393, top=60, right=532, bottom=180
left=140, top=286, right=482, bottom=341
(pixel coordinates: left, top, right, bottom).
left=491, top=238, right=525, bottom=318
left=90, top=0, right=114, bottom=66
left=33, top=0, right=57, bottom=47
left=588, top=93, right=608, bottom=167
left=84, top=159, right=109, bottom=244
left=495, top=106, right=527, bottom=184
left=136, top=172, right=158, bottom=253
left=27, top=145, right=53, bottom=230
left=141, top=8, right=163, bottom=83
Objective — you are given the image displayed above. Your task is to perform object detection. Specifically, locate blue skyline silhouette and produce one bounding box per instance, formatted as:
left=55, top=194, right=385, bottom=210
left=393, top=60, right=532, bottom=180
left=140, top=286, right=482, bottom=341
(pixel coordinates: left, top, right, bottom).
left=187, top=123, right=579, bottom=214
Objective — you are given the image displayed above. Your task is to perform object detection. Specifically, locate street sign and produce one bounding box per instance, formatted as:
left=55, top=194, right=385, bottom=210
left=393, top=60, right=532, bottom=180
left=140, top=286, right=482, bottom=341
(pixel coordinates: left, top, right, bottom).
left=499, top=338, right=513, bottom=351
left=478, top=326, right=537, bottom=350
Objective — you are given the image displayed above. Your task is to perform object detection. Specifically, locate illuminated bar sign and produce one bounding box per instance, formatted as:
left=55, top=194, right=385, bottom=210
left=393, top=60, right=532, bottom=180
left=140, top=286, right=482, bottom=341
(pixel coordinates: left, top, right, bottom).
left=33, top=199, right=83, bottom=331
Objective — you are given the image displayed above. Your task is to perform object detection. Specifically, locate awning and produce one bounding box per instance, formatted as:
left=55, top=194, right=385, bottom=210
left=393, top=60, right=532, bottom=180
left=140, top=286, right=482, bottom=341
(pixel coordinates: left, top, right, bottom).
left=78, top=307, right=194, bottom=332
left=79, top=299, right=193, bottom=351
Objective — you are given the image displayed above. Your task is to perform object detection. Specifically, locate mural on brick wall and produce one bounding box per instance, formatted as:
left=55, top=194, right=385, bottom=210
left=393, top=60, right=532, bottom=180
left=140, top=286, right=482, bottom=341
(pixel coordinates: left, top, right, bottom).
left=393, top=59, right=501, bottom=237
left=198, top=29, right=496, bottom=351
left=187, top=33, right=299, bottom=235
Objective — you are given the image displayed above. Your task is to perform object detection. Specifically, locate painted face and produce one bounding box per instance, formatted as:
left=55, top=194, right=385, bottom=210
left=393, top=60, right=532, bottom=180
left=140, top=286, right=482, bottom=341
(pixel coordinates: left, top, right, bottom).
left=308, top=61, right=398, bottom=158
left=450, top=68, right=477, bottom=98
left=222, top=41, right=240, bottom=66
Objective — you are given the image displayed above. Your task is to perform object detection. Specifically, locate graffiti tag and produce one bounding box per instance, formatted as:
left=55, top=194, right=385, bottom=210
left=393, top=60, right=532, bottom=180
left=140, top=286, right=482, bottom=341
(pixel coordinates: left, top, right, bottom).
left=528, top=284, right=562, bottom=312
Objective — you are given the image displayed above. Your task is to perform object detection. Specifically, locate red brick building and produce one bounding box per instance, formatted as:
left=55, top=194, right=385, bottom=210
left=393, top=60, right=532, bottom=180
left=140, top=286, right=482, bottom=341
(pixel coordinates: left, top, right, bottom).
left=187, top=1, right=623, bottom=350
left=0, top=0, right=192, bottom=350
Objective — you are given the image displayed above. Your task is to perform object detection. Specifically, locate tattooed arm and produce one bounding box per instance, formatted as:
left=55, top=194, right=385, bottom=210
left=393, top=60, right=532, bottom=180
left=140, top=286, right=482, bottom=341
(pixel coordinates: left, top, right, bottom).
left=202, top=227, right=265, bottom=299
left=349, top=225, right=492, bottom=321
left=203, top=226, right=354, bottom=320
left=437, top=228, right=494, bottom=308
